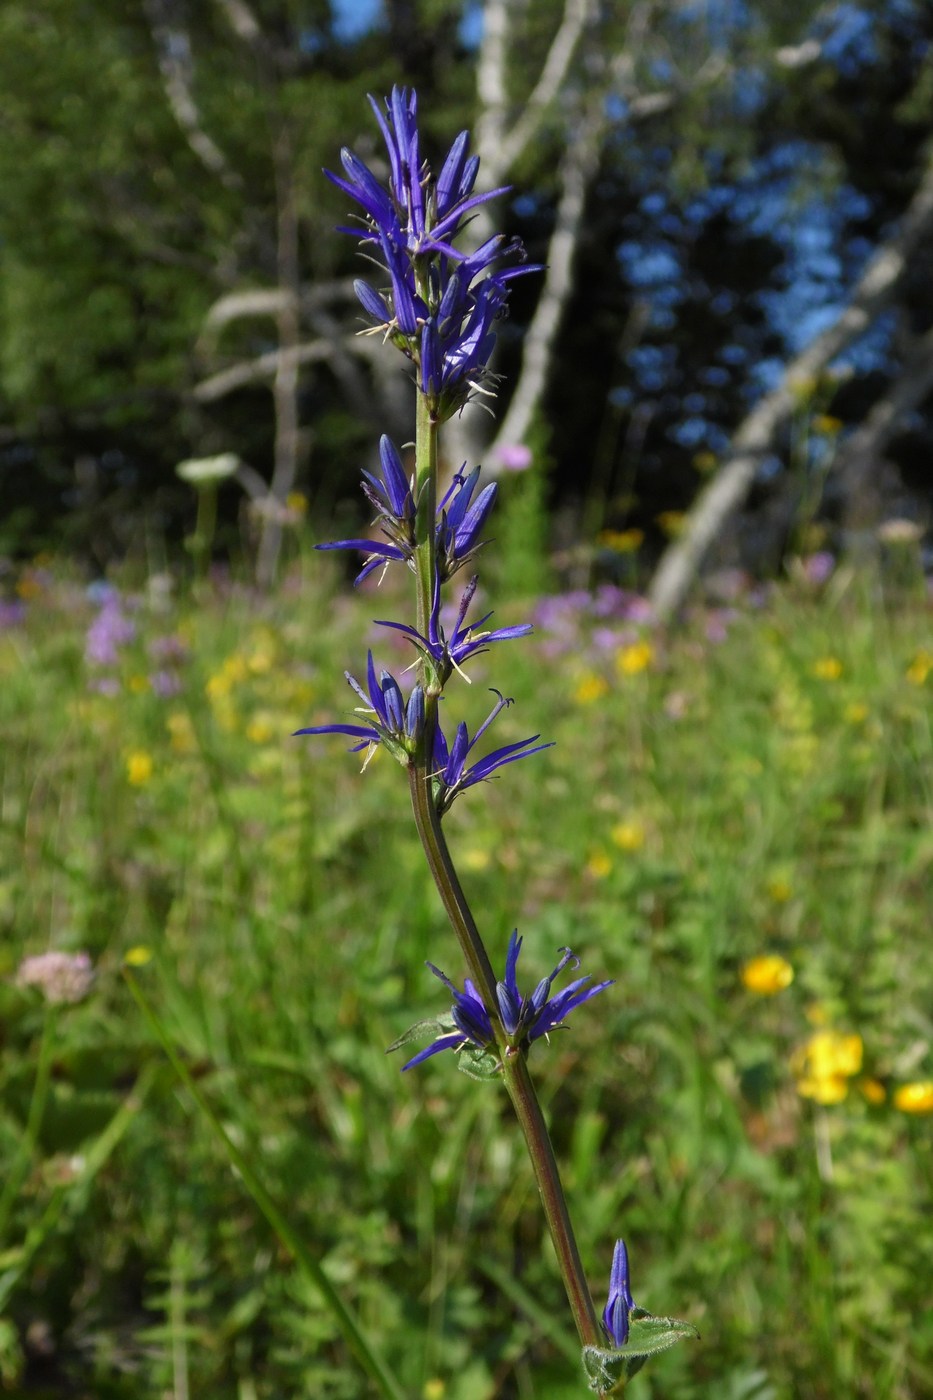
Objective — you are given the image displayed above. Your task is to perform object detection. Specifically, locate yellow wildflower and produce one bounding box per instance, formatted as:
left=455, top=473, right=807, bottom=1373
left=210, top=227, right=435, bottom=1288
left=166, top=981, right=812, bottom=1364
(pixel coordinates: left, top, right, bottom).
left=16, top=574, right=44, bottom=600
left=126, top=751, right=154, bottom=786
left=423, top=1382, right=446, bottom=1400
left=206, top=653, right=249, bottom=699
left=611, top=820, right=646, bottom=852
left=286, top=491, right=309, bottom=517
left=586, top=850, right=612, bottom=880
left=655, top=510, right=687, bottom=538
left=167, top=711, right=197, bottom=754
left=124, top=945, right=153, bottom=967
left=843, top=701, right=868, bottom=725
left=812, top=656, right=843, bottom=681
left=741, top=954, right=794, bottom=995
left=893, top=1081, right=933, bottom=1114
left=127, top=673, right=149, bottom=695
left=246, top=713, right=276, bottom=745
left=597, top=528, right=644, bottom=554
left=573, top=672, right=610, bottom=704
left=792, top=1030, right=863, bottom=1104
left=692, top=451, right=718, bottom=474
left=812, top=414, right=843, bottom=435
left=906, top=651, right=933, bottom=686
left=859, top=1078, right=886, bottom=1105
left=616, top=641, right=653, bottom=676
left=460, top=849, right=491, bottom=872
left=765, top=873, right=793, bottom=904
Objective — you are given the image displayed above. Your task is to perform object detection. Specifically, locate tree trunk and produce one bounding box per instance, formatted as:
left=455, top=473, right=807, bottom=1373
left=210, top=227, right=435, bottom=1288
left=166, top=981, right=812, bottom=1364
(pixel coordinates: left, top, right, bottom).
left=647, top=152, right=933, bottom=622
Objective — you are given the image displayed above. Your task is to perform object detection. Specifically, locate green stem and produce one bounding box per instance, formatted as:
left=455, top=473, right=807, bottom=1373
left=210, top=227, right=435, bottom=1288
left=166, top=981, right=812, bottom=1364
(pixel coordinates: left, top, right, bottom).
left=501, top=1051, right=603, bottom=1348
left=125, top=972, right=406, bottom=1400
left=413, top=391, right=438, bottom=642
left=406, top=784, right=602, bottom=1353
left=407, top=387, right=603, bottom=1359
left=0, top=1007, right=58, bottom=1246
left=407, top=763, right=498, bottom=1013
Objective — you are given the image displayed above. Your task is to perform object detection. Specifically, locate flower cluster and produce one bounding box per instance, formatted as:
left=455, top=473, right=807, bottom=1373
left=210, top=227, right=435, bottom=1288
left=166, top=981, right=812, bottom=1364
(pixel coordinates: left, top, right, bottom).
left=377, top=575, right=532, bottom=685
left=302, top=91, right=547, bottom=810
left=401, top=931, right=612, bottom=1069
left=326, top=86, right=538, bottom=421
left=16, top=951, right=95, bottom=1005
left=318, top=451, right=499, bottom=587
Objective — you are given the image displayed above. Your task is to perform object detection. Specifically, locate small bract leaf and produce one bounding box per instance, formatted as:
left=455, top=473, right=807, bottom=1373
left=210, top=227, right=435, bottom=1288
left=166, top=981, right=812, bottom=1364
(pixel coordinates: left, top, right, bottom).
left=583, top=1311, right=699, bottom=1392
left=386, top=1017, right=453, bottom=1054
left=456, top=1045, right=501, bottom=1080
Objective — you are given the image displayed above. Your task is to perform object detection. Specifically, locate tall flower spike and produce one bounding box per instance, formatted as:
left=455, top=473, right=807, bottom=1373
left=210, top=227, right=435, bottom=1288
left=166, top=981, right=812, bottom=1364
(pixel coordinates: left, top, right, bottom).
left=431, top=692, right=553, bottom=813
left=400, top=934, right=612, bottom=1069
left=603, top=1240, right=636, bottom=1348
left=294, top=651, right=423, bottom=766
left=325, top=83, right=540, bottom=419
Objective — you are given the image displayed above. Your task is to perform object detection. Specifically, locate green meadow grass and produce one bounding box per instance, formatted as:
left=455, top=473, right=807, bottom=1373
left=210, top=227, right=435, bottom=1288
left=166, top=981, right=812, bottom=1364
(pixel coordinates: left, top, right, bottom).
left=1, top=553, right=932, bottom=1399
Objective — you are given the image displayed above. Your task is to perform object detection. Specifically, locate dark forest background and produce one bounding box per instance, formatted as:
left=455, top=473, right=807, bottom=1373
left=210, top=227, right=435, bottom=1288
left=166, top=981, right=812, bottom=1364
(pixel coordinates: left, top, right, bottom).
left=1, top=0, right=931, bottom=612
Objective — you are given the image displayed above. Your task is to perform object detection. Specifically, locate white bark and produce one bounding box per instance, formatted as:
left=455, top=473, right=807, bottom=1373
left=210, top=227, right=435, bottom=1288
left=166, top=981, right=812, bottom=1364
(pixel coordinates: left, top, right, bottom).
left=648, top=152, right=933, bottom=621
left=144, top=0, right=240, bottom=188
left=487, top=97, right=604, bottom=457
left=837, top=322, right=933, bottom=535
left=444, top=0, right=597, bottom=470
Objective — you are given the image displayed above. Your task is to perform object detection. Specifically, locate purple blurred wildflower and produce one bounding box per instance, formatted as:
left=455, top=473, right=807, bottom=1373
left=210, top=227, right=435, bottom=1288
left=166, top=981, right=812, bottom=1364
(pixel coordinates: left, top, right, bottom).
left=603, top=1240, right=636, bottom=1348
left=326, top=85, right=538, bottom=419
left=801, top=551, right=836, bottom=586
left=432, top=691, right=552, bottom=813
left=375, top=574, right=531, bottom=682
left=150, top=670, right=184, bottom=698
left=0, top=600, right=26, bottom=628
left=492, top=442, right=533, bottom=472
left=295, top=651, right=423, bottom=765
left=402, top=931, right=612, bottom=1069
left=85, top=597, right=135, bottom=667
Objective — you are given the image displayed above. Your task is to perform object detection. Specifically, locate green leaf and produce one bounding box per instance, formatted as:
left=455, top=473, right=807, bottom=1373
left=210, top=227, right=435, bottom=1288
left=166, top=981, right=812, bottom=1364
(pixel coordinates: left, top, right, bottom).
left=583, top=1310, right=699, bottom=1392
left=385, top=1016, right=453, bottom=1054
left=455, top=1045, right=501, bottom=1081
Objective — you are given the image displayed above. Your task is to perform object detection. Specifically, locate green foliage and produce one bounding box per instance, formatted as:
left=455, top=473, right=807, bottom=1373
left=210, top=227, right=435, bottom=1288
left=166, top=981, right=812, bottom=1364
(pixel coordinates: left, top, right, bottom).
left=583, top=1312, right=700, bottom=1392
left=0, top=554, right=932, bottom=1396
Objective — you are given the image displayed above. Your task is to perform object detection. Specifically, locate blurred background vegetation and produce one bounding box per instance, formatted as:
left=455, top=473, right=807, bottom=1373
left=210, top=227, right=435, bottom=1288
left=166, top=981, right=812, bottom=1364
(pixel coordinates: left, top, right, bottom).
left=2, top=2, right=933, bottom=1398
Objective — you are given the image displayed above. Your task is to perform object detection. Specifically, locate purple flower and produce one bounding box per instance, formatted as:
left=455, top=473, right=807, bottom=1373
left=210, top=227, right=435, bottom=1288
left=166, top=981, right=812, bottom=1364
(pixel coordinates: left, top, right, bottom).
left=85, top=598, right=135, bottom=667
left=326, top=85, right=539, bottom=419
left=801, top=550, right=836, bottom=586
left=436, top=466, right=498, bottom=577
left=493, top=442, right=533, bottom=472
left=316, top=435, right=417, bottom=584
left=496, top=930, right=614, bottom=1044
left=431, top=691, right=552, bottom=813
left=401, top=969, right=495, bottom=1071
left=401, top=932, right=612, bottom=1069
left=375, top=575, right=532, bottom=682
left=294, top=651, right=423, bottom=765
left=318, top=459, right=499, bottom=586
left=603, top=1240, right=636, bottom=1348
